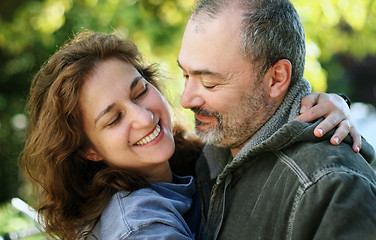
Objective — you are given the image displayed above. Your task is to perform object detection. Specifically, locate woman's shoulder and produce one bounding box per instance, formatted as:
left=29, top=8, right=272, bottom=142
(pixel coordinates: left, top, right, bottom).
left=92, top=188, right=194, bottom=239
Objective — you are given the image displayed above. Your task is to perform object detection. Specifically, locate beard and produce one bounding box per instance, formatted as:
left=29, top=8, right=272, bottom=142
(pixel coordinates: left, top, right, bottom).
left=192, top=83, right=275, bottom=149
left=192, top=107, right=225, bottom=145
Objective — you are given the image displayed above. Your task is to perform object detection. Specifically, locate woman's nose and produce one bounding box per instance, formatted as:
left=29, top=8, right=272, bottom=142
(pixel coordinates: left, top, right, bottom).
left=129, top=105, right=154, bottom=129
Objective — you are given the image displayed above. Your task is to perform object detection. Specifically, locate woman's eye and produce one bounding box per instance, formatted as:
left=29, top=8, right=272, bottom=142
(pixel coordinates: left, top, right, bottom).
left=108, top=113, right=122, bottom=126
left=134, top=84, right=148, bottom=100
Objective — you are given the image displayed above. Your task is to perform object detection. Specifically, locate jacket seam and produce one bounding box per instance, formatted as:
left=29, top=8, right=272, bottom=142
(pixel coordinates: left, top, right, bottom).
left=275, top=150, right=312, bottom=188
left=275, top=150, right=312, bottom=240
left=286, top=186, right=305, bottom=240
left=281, top=154, right=376, bottom=240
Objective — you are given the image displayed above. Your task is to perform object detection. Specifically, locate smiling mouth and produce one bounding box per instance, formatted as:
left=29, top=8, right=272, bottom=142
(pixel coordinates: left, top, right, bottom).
left=135, top=124, right=161, bottom=146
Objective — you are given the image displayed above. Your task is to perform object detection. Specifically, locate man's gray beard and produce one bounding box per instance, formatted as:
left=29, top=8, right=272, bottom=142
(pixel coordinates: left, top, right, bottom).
left=192, top=107, right=225, bottom=145
left=195, top=123, right=224, bottom=145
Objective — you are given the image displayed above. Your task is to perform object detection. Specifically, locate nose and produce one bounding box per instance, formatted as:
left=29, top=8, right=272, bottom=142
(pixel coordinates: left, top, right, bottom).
left=180, top=78, right=204, bottom=109
left=128, top=105, right=154, bottom=129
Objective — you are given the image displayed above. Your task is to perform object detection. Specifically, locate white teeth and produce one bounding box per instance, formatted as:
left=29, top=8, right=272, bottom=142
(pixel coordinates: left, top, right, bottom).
left=135, top=125, right=161, bottom=146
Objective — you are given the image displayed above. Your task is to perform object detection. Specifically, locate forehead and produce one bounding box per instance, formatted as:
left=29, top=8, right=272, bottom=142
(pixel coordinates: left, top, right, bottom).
left=79, top=59, right=139, bottom=107
left=85, top=58, right=138, bottom=88
left=178, top=8, right=248, bottom=73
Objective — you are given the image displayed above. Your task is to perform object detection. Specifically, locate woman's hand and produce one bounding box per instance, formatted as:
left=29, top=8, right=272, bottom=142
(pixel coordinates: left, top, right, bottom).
left=295, top=92, right=361, bottom=153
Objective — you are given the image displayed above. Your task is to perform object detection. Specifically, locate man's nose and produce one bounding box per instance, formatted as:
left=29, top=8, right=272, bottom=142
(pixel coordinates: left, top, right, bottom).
left=180, top=79, right=204, bottom=109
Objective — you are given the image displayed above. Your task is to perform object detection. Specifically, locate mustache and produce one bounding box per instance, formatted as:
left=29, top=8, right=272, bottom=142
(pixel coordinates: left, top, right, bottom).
left=191, top=107, right=222, bottom=121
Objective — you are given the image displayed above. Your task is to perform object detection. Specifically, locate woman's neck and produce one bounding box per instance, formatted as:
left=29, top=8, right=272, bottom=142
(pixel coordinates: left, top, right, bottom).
left=145, top=162, right=173, bottom=183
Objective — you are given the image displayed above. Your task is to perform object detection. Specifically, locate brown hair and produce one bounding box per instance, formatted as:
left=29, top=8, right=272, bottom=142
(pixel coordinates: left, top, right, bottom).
left=21, top=32, right=202, bottom=239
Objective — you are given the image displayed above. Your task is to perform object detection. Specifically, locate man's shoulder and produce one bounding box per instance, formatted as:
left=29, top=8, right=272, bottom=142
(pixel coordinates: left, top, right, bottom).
left=279, top=137, right=376, bottom=187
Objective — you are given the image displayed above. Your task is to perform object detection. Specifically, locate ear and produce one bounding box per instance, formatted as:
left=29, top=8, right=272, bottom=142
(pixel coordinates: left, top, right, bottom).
left=82, top=148, right=103, bottom=162
left=265, top=59, right=292, bottom=99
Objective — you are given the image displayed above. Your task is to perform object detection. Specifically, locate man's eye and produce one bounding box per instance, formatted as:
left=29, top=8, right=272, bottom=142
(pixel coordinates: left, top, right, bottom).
left=203, top=83, right=216, bottom=89
left=204, top=85, right=215, bottom=89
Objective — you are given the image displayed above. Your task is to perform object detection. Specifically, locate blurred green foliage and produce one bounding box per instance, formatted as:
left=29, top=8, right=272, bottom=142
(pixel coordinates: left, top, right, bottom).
left=0, top=201, right=43, bottom=239
left=0, top=0, right=375, bottom=236
left=294, top=0, right=376, bottom=94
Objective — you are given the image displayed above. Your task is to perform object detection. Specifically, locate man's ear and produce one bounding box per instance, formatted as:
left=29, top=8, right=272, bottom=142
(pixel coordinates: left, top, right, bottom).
left=82, top=148, right=103, bottom=162
left=266, top=59, right=292, bottom=99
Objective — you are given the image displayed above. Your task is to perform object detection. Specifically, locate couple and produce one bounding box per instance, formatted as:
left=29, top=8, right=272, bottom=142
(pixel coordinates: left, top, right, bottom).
left=22, top=0, right=376, bottom=239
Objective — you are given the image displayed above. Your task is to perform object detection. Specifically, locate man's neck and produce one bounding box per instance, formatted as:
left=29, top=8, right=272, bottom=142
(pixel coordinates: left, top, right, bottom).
left=231, top=79, right=311, bottom=159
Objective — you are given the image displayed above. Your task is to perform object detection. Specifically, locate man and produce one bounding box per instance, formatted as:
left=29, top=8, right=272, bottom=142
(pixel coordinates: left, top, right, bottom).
left=178, top=0, right=376, bottom=239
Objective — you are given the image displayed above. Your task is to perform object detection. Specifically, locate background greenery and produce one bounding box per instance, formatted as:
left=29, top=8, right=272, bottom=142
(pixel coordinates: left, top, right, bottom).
left=1, top=0, right=375, bottom=238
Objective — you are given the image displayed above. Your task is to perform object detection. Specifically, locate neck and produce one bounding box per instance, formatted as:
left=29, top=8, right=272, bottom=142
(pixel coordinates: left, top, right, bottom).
left=230, top=98, right=281, bottom=158
left=234, top=79, right=312, bottom=158
left=145, top=162, right=173, bottom=183
left=230, top=148, right=241, bottom=158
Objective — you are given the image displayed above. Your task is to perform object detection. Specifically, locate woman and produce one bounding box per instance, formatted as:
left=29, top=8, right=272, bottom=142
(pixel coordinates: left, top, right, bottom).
left=22, top=32, right=202, bottom=239
left=21, top=32, right=356, bottom=239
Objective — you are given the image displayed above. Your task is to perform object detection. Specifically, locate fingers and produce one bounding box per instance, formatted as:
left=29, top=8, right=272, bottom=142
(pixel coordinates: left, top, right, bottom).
left=295, top=92, right=362, bottom=153
left=350, top=126, right=362, bottom=153
left=320, top=119, right=361, bottom=153
left=311, top=106, right=343, bottom=137
left=299, top=92, right=320, bottom=114
left=295, top=101, right=336, bottom=123
left=328, top=120, right=351, bottom=145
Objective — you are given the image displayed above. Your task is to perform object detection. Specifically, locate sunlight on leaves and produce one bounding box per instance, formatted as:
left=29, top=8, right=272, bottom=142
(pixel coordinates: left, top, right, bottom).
left=160, top=1, right=184, bottom=26
left=304, top=57, right=327, bottom=92
left=319, top=0, right=340, bottom=26
left=31, top=0, right=72, bottom=33
left=342, top=1, right=367, bottom=30
left=84, top=0, right=98, bottom=7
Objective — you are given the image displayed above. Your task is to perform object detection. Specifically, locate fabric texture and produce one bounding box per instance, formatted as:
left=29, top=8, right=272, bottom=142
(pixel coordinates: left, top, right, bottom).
left=91, top=175, right=199, bottom=240
left=195, top=78, right=376, bottom=240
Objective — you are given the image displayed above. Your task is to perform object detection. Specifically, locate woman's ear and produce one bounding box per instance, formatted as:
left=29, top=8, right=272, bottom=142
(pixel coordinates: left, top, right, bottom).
left=82, top=148, right=103, bottom=162
left=266, top=59, right=292, bottom=99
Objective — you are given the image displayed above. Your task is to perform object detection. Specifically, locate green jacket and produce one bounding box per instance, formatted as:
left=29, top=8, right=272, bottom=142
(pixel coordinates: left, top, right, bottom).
left=195, top=79, right=376, bottom=240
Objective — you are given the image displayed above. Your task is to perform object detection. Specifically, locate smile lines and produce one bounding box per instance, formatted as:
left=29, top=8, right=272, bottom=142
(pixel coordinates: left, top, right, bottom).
left=135, top=124, right=161, bottom=146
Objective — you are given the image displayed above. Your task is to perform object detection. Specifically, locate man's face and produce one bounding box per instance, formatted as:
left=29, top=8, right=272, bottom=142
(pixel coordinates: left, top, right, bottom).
left=178, top=9, right=275, bottom=155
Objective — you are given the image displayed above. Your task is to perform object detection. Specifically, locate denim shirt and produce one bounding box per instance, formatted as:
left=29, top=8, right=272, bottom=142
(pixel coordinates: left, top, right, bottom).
left=91, top=175, right=200, bottom=239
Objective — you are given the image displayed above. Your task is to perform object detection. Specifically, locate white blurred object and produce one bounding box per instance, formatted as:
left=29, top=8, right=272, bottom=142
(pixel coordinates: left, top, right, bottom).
left=350, top=102, right=376, bottom=149
left=0, top=198, right=43, bottom=240
left=11, top=198, right=38, bottom=221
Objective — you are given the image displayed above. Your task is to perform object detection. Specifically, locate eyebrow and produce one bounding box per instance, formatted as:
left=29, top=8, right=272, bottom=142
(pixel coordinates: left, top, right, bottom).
left=176, top=59, right=226, bottom=79
left=94, top=76, right=144, bottom=126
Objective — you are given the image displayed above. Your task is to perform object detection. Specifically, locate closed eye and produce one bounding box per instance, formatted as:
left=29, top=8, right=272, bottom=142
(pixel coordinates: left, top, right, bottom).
left=108, top=112, right=122, bottom=127
left=134, top=83, right=148, bottom=101
left=203, top=85, right=216, bottom=89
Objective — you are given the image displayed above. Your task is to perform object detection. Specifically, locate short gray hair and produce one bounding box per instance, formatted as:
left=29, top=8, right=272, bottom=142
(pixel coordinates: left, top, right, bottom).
left=191, top=0, right=306, bottom=84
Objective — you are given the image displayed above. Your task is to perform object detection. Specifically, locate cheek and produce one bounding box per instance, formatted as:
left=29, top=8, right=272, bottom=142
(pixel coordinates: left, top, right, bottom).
left=205, top=90, right=241, bottom=113
left=95, top=128, right=129, bottom=156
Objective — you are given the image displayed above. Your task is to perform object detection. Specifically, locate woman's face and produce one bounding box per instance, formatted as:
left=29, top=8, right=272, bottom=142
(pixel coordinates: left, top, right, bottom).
left=79, top=57, right=175, bottom=177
